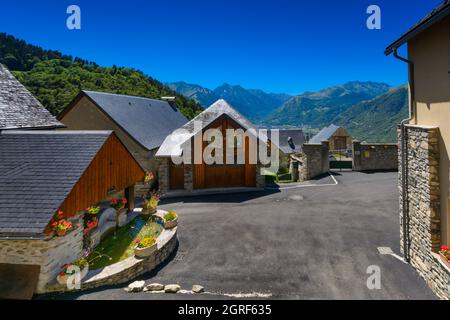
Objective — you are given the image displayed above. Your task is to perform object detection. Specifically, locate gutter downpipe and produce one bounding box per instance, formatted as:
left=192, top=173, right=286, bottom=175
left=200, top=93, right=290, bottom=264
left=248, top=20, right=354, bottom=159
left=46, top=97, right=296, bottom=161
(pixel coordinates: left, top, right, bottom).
left=393, top=48, right=415, bottom=262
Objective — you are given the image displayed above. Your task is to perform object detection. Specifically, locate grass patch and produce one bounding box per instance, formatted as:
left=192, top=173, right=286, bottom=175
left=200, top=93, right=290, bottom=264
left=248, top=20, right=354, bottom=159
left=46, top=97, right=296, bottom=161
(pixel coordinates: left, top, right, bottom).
left=86, top=215, right=163, bottom=270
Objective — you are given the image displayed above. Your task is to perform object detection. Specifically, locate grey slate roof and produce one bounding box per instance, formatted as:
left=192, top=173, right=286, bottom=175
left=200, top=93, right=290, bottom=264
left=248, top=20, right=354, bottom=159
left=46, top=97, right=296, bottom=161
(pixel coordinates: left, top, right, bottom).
left=80, top=91, right=189, bottom=151
left=0, top=130, right=112, bottom=237
left=0, top=64, right=64, bottom=130
left=156, top=99, right=257, bottom=157
left=275, top=129, right=305, bottom=154
left=385, top=0, right=450, bottom=55
left=309, top=124, right=340, bottom=144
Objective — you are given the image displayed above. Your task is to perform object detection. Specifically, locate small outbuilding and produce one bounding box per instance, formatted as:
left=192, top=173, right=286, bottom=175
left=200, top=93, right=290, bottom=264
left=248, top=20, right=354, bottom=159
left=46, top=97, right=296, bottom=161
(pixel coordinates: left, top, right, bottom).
left=309, top=124, right=352, bottom=151
left=0, top=130, right=145, bottom=297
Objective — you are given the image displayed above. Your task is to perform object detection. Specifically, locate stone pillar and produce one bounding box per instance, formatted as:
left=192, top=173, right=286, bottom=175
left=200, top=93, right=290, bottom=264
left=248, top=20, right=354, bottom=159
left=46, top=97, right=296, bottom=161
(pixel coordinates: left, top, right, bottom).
left=158, top=158, right=169, bottom=194
left=352, top=140, right=362, bottom=171
left=321, top=141, right=330, bottom=172
left=125, top=185, right=135, bottom=212
left=256, top=164, right=266, bottom=188
left=399, top=125, right=450, bottom=299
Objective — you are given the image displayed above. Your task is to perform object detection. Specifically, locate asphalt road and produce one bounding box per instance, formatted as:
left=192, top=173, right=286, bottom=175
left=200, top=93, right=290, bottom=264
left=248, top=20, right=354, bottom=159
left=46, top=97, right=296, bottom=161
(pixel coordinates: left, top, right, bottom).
left=40, top=171, right=436, bottom=300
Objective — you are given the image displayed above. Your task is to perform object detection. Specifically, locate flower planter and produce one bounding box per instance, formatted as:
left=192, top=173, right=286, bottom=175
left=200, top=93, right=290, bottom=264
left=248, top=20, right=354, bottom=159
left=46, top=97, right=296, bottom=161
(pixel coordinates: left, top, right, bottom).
left=134, top=243, right=157, bottom=258
left=141, top=207, right=157, bottom=216
left=56, top=265, right=89, bottom=286
left=164, top=216, right=178, bottom=229
left=55, top=229, right=68, bottom=237
left=439, top=253, right=450, bottom=269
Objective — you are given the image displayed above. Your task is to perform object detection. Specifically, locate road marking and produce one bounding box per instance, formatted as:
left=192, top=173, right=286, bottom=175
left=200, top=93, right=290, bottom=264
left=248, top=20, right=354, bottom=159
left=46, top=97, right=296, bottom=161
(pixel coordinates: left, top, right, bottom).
left=266, top=172, right=338, bottom=190
left=377, top=246, right=406, bottom=263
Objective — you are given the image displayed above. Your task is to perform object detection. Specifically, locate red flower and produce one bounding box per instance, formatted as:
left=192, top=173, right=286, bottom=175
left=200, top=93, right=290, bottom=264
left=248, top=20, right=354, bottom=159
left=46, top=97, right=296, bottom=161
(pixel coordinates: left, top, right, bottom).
left=121, top=198, right=128, bottom=204
left=59, top=271, right=66, bottom=276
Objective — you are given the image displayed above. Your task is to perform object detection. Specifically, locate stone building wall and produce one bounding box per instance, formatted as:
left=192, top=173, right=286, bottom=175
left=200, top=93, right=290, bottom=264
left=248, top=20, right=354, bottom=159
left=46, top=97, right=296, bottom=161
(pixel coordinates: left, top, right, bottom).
left=0, top=223, right=84, bottom=294
left=184, top=164, right=194, bottom=192
left=399, top=125, right=450, bottom=299
left=157, top=157, right=170, bottom=194
left=353, top=141, right=398, bottom=171
left=293, top=141, right=329, bottom=182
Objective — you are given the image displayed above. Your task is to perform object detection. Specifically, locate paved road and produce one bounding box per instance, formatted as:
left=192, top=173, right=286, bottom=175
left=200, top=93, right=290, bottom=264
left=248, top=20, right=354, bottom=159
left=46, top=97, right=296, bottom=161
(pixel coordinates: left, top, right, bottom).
left=41, top=171, right=436, bottom=300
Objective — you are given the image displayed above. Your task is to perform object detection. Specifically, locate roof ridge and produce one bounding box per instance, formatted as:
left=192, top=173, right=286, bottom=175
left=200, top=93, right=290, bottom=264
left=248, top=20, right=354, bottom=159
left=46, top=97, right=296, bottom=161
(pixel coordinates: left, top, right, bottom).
left=83, top=90, right=169, bottom=103
left=1, top=130, right=113, bottom=135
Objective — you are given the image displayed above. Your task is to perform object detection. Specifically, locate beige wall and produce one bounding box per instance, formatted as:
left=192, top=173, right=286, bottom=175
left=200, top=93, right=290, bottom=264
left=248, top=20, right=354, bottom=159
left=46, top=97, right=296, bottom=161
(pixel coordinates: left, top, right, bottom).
left=329, top=127, right=352, bottom=150
left=59, top=96, right=158, bottom=173
left=409, top=15, right=450, bottom=244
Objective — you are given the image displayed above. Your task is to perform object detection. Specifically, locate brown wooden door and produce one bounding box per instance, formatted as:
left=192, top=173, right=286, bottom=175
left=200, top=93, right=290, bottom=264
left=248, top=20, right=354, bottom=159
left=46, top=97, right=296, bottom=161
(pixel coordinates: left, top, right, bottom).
left=170, top=163, right=184, bottom=190
left=193, top=116, right=256, bottom=189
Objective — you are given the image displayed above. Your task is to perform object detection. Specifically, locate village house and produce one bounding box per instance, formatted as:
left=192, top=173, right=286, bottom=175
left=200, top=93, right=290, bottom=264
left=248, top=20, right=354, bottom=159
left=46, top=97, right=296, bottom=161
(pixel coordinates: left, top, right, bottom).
left=57, top=91, right=189, bottom=176
left=155, top=99, right=267, bottom=194
left=385, top=0, right=450, bottom=299
left=309, top=124, right=352, bottom=151
left=0, top=64, right=145, bottom=299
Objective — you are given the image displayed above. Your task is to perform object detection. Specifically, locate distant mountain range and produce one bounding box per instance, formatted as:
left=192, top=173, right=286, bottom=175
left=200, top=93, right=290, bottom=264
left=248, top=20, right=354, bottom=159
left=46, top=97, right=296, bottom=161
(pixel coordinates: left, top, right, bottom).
left=168, top=80, right=407, bottom=142
left=167, top=82, right=292, bottom=121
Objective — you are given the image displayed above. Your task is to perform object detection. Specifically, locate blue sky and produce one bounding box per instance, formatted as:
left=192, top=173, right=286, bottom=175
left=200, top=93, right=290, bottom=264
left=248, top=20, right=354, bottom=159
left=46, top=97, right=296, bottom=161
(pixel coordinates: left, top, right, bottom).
left=0, top=0, right=442, bottom=94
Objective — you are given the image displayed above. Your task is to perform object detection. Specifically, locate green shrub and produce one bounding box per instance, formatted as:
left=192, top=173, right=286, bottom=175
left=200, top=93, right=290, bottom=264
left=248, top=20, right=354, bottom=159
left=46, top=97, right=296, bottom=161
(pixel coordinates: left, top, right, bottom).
left=164, top=210, right=177, bottom=222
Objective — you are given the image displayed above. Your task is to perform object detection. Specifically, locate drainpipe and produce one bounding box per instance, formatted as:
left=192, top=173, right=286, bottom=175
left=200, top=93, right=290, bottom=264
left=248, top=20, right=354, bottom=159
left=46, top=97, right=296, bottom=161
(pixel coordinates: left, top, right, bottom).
left=393, top=48, right=415, bottom=262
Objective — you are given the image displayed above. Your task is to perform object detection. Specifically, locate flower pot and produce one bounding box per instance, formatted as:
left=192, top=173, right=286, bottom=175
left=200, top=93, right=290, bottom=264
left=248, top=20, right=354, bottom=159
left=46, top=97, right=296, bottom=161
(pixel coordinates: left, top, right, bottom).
left=439, top=253, right=450, bottom=269
left=55, top=229, right=68, bottom=237
left=56, top=265, right=89, bottom=286
left=141, top=207, right=157, bottom=216
left=134, top=243, right=157, bottom=258
left=164, top=216, right=178, bottom=229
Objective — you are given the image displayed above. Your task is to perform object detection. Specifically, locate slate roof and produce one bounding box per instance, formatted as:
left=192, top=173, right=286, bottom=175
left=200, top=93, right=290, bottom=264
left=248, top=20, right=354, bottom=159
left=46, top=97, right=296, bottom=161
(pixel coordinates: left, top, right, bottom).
left=156, top=99, right=258, bottom=157
left=0, top=64, right=64, bottom=130
left=385, top=0, right=450, bottom=55
left=0, top=130, right=112, bottom=238
left=274, top=129, right=305, bottom=154
left=309, top=124, right=341, bottom=144
left=66, top=91, right=189, bottom=151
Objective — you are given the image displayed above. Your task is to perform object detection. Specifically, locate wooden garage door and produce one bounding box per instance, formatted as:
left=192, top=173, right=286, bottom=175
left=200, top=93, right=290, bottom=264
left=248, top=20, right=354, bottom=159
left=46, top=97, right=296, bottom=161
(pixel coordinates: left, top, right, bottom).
left=170, top=163, right=184, bottom=190
left=193, top=116, right=256, bottom=189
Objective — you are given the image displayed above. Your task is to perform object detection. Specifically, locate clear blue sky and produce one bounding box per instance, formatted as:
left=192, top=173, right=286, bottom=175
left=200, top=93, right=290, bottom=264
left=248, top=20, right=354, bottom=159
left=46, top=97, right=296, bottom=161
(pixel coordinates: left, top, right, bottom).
left=0, top=0, right=442, bottom=94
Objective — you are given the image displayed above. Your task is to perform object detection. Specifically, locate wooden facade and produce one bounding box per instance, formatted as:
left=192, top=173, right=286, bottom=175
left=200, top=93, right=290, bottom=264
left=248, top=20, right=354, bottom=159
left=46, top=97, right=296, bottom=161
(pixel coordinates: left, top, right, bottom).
left=173, top=115, right=257, bottom=189
left=57, top=134, right=145, bottom=219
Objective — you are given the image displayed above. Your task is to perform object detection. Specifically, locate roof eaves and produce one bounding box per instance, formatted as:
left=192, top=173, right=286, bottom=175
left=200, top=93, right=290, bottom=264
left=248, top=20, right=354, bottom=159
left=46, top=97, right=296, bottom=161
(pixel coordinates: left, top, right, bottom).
left=385, top=2, right=450, bottom=55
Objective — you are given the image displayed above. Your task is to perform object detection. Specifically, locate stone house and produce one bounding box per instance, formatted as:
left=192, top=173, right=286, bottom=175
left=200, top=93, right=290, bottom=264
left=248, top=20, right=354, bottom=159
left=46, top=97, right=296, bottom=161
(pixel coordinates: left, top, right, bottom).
left=0, top=130, right=145, bottom=298
left=57, top=91, right=189, bottom=177
left=155, top=99, right=267, bottom=194
left=385, top=0, right=450, bottom=299
left=309, top=124, right=352, bottom=151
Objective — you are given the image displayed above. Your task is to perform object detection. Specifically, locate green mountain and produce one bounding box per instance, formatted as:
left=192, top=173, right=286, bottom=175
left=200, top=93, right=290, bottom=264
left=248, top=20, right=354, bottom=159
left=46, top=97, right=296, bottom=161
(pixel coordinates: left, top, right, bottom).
left=265, top=81, right=392, bottom=128
left=167, top=81, right=292, bottom=122
left=0, top=33, right=203, bottom=119
left=334, top=86, right=408, bottom=143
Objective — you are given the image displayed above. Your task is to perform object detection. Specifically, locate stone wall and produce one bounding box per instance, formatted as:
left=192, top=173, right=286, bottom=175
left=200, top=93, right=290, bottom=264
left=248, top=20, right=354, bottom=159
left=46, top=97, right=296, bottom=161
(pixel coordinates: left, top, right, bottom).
left=399, top=125, right=450, bottom=299
left=352, top=141, right=398, bottom=171
left=157, top=157, right=170, bottom=194
left=0, top=223, right=84, bottom=294
left=292, top=141, right=329, bottom=182
left=184, top=164, right=194, bottom=192
left=256, top=164, right=266, bottom=189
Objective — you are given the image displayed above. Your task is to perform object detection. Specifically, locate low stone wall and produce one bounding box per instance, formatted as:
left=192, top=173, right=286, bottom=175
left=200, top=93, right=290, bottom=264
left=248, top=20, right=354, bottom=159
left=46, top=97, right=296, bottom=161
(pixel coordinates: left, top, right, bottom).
left=291, top=141, right=329, bottom=182
left=43, top=211, right=177, bottom=293
left=353, top=141, right=398, bottom=171
left=399, top=125, right=449, bottom=299
left=0, top=221, right=84, bottom=294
